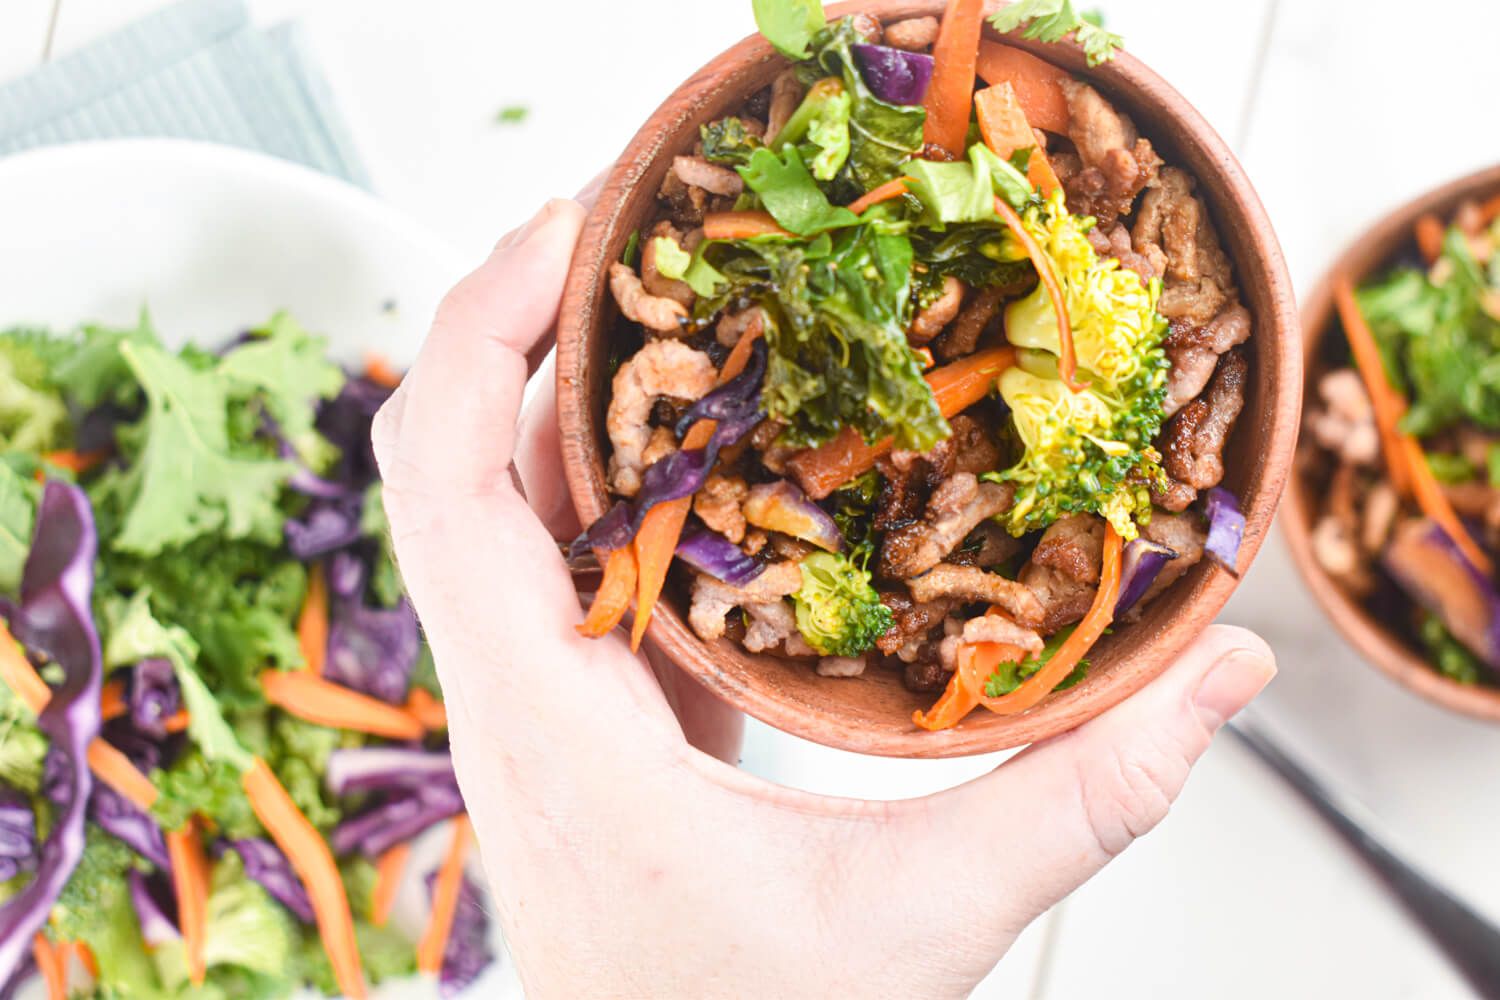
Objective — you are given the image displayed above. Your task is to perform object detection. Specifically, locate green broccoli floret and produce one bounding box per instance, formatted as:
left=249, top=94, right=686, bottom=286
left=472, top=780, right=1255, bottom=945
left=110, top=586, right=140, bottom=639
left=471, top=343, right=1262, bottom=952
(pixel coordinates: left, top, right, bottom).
left=153, top=853, right=298, bottom=994
left=792, top=551, right=893, bottom=657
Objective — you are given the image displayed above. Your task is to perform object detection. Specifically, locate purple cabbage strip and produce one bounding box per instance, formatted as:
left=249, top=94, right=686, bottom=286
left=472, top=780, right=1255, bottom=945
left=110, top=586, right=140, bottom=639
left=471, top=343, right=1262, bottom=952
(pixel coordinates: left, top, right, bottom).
left=577, top=341, right=766, bottom=557
left=424, top=871, right=495, bottom=997
left=1383, top=519, right=1500, bottom=670
left=1203, top=487, right=1246, bottom=576
left=228, top=839, right=315, bottom=923
left=0, top=792, right=35, bottom=884
left=322, top=553, right=420, bottom=705
left=91, top=782, right=169, bottom=869
left=0, top=482, right=102, bottom=981
left=316, top=375, right=393, bottom=490
left=742, top=480, right=844, bottom=553
left=128, top=870, right=180, bottom=948
left=1114, top=539, right=1179, bottom=617
left=330, top=783, right=465, bottom=859
left=129, top=657, right=180, bottom=739
left=852, top=43, right=935, bottom=106
left=674, top=530, right=765, bottom=587
left=285, top=496, right=365, bottom=561
left=323, top=747, right=457, bottom=798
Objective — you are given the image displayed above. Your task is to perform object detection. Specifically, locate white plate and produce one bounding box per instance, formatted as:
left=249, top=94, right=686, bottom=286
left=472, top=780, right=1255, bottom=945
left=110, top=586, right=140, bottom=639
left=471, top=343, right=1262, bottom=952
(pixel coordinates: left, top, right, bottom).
left=0, top=139, right=519, bottom=999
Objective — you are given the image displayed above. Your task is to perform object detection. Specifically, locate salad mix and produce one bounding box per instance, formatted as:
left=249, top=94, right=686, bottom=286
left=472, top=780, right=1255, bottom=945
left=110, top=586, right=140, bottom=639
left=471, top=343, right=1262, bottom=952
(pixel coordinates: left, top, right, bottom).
left=575, top=0, right=1252, bottom=730
left=1307, top=193, right=1500, bottom=686
left=0, top=315, right=492, bottom=998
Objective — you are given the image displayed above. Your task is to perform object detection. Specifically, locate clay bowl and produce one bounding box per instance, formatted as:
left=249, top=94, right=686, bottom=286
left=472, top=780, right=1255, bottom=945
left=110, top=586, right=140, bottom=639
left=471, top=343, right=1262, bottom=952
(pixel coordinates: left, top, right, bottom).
left=1285, top=164, right=1500, bottom=723
left=557, top=0, right=1300, bottom=757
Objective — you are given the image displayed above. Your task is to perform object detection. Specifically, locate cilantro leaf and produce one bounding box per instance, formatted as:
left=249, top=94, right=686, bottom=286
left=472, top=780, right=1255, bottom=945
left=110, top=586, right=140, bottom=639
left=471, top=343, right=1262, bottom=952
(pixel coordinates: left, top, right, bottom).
left=111, top=339, right=291, bottom=555
left=983, top=626, right=1090, bottom=697
left=495, top=104, right=529, bottom=125
left=738, top=146, right=861, bottom=236
left=752, top=0, right=826, bottom=59
left=989, top=0, right=1124, bottom=66
left=218, top=312, right=344, bottom=470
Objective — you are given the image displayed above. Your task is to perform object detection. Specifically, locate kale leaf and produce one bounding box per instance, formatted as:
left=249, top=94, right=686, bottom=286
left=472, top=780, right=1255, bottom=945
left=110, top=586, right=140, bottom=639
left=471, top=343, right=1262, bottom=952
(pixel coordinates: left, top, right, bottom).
left=739, top=146, right=861, bottom=236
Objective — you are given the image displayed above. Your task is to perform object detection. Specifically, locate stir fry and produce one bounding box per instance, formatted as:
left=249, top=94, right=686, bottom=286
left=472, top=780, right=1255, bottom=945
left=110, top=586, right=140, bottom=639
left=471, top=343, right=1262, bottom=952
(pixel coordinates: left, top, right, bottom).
left=0, top=316, right=493, bottom=998
left=1305, top=193, right=1500, bottom=685
left=575, top=0, right=1251, bottom=730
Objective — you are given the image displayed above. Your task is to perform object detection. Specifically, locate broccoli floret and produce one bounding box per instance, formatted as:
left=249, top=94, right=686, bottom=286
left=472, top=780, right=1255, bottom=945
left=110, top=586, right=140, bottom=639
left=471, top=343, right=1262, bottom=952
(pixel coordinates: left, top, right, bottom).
left=792, top=551, right=893, bottom=657
left=993, top=190, right=1168, bottom=539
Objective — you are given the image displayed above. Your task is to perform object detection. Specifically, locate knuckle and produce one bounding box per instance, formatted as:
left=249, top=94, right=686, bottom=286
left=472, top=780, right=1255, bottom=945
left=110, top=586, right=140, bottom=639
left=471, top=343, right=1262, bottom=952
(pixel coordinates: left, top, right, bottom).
left=1078, top=731, right=1198, bottom=858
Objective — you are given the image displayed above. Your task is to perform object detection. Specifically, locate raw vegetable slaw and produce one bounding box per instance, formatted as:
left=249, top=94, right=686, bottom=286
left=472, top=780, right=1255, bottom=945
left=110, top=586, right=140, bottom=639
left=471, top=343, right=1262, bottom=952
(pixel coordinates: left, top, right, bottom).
left=0, top=315, right=493, bottom=997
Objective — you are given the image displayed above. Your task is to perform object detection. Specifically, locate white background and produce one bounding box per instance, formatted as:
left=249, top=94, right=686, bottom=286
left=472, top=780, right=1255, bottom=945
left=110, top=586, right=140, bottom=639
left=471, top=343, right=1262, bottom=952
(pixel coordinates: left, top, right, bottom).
left=4, top=1, right=1500, bottom=996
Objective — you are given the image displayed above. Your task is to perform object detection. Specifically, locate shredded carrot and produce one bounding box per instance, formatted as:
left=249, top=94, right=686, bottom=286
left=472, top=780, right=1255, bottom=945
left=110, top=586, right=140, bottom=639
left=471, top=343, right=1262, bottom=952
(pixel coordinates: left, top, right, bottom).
left=32, top=935, right=65, bottom=1000
left=974, top=82, right=1061, bottom=195
left=847, top=177, right=913, bottom=215
left=1400, top=433, right=1495, bottom=577
left=166, top=822, right=209, bottom=987
left=0, top=633, right=51, bottom=714
left=914, top=346, right=936, bottom=371
left=370, top=842, right=411, bottom=928
left=261, top=670, right=426, bottom=741
left=703, top=212, right=793, bottom=241
left=627, top=321, right=766, bottom=650
left=100, top=678, right=127, bottom=721
left=1480, top=193, right=1500, bottom=227
left=1414, top=213, right=1445, bottom=265
left=993, top=196, right=1082, bottom=391
left=1334, top=275, right=1411, bottom=496
left=405, top=687, right=448, bottom=730
left=923, top=0, right=987, bottom=157
left=786, top=346, right=1018, bottom=499
left=417, top=815, right=472, bottom=978
left=40, top=450, right=106, bottom=476
left=575, top=547, right=639, bottom=639
left=911, top=668, right=982, bottom=731
left=244, top=757, right=366, bottom=1000
left=298, top=563, right=329, bottom=675
left=364, top=353, right=403, bottom=389
left=73, top=941, right=98, bottom=979
left=974, top=41, right=1072, bottom=133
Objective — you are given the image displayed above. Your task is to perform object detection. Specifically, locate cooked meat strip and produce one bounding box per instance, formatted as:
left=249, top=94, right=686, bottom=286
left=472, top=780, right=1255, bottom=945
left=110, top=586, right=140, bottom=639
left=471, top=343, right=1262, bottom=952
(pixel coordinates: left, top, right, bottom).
left=850, top=12, right=884, bottom=42
left=1019, top=515, right=1103, bottom=634
left=947, top=414, right=1003, bottom=475
left=880, top=476, right=1017, bottom=579
left=932, top=286, right=1004, bottom=361
left=658, top=168, right=708, bottom=228
left=608, top=262, right=689, bottom=335
left=1306, top=368, right=1380, bottom=467
left=770, top=535, right=816, bottom=562
left=673, top=155, right=744, bottom=198
left=1161, top=348, right=1248, bottom=490
left=1361, top=481, right=1399, bottom=553
left=687, top=562, right=804, bottom=644
left=884, top=16, right=939, bottom=49
left=1150, top=476, right=1198, bottom=514
left=875, top=590, right=955, bottom=656
left=641, top=221, right=695, bottom=308
left=968, top=521, right=1023, bottom=568
left=766, top=69, right=805, bottom=142
left=816, top=656, right=867, bottom=678
left=1086, top=221, right=1157, bottom=282
left=910, top=276, right=965, bottom=345
left=640, top=426, right=677, bottom=469
left=907, top=564, right=1045, bottom=627
left=606, top=340, right=715, bottom=496
left=744, top=599, right=817, bottom=656
left=1162, top=303, right=1251, bottom=417
left=1055, top=80, right=1161, bottom=224
left=1311, top=514, right=1369, bottom=593
left=1128, top=510, right=1207, bottom=612
left=902, top=653, right=951, bottom=693
left=872, top=440, right=957, bottom=531
left=741, top=528, right=769, bottom=556
left=1132, top=167, right=1235, bottom=326
left=959, top=614, right=1045, bottom=654
left=716, top=306, right=764, bottom=348
left=694, top=473, right=749, bottom=543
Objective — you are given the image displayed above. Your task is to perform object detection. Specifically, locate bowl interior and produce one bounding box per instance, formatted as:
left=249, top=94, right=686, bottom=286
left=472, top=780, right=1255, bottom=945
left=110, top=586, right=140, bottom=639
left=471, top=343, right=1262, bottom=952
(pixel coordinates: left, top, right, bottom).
left=557, top=0, right=1300, bottom=757
left=1285, top=163, right=1500, bottom=722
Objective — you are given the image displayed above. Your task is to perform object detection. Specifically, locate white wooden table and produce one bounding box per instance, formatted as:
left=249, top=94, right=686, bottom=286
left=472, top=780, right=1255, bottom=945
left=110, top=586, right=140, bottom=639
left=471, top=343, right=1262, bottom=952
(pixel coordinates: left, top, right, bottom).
left=5, top=1, right=1500, bottom=996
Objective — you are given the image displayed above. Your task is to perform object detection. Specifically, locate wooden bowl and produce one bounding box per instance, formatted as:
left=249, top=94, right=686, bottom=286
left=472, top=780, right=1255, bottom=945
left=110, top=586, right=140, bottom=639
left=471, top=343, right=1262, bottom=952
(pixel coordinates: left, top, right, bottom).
left=556, top=0, right=1300, bottom=757
left=1284, top=164, right=1500, bottom=723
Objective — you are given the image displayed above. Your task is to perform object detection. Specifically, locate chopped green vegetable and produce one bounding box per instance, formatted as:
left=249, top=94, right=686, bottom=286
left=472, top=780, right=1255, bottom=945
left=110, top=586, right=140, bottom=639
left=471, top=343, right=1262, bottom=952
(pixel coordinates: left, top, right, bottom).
left=218, top=312, right=344, bottom=471
left=701, top=117, right=765, bottom=168
left=905, top=142, right=1035, bottom=227
left=738, top=146, right=861, bottom=236
left=0, top=461, right=37, bottom=594
left=154, top=853, right=298, bottom=994
left=752, top=0, right=826, bottom=59
left=983, top=626, right=1090, bottom=697
left=989, top=0, right=1125, bottom=66
left=495, top=104, right=529, bottom=125
left=792, top=551, right=894, bottom=657
left=1421, top=613, right=1484, bottom=685
left=768, top=78, right=852, bottom=181
left=1425, top=451, right=1476, bottom=484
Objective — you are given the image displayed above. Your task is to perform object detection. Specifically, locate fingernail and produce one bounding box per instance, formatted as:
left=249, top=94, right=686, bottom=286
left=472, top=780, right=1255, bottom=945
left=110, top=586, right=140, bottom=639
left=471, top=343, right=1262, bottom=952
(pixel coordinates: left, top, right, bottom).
left=1192, top=649, right=1276, bottom=731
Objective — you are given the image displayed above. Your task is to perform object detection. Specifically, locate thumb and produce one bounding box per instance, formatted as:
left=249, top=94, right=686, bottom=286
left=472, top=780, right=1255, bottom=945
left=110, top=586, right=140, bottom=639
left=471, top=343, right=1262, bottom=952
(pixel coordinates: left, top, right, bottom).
left=903, top=625, right=1275, bottom=949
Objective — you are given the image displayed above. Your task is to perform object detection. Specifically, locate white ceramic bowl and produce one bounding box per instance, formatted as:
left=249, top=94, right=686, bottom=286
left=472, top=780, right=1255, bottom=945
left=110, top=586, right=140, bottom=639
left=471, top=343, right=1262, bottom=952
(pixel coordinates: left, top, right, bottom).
left=0, top=138, right=516, bottom=999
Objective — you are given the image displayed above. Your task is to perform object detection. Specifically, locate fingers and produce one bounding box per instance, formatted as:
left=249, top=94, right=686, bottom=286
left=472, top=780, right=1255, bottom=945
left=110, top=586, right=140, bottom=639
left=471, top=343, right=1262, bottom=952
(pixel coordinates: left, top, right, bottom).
left=645, top=648, right=745, bottom=766
left=512, top=353, right=582, bottom=541
left=899, top=625, right=1275, bottom=946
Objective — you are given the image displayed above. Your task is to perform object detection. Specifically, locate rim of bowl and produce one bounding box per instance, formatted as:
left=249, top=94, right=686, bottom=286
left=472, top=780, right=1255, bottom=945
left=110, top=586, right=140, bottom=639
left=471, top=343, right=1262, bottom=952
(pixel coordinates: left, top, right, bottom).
left=1284, top=162, right=1500, bottom=723
left=556, top=0, right=1301, bottom=757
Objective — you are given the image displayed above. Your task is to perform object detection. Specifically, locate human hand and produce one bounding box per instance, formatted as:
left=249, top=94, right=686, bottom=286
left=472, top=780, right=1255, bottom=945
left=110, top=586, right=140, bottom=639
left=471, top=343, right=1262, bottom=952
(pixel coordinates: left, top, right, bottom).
left=372, top=198, right=1278, bottom=999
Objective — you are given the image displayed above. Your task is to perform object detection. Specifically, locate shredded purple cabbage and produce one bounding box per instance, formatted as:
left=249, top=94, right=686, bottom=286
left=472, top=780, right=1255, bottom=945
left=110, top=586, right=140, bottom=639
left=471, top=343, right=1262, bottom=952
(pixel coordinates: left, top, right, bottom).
left=228, top=838, right=315, bottom=923
left=742, top=480, right=844, bottom=552
left=127, top=870, right=180, bottom=948
left=330, top=783, right=465, bottom=859
left=91, top=782, right=169, bottom=869
left=0, top=483, right=102, bottom=979
left=128, top=657, right=180, bottom=739
left=285, top=497, right=365, bottom=561
left=322, top=553, right=420, bottom=704
left=424, top=871, right=495, bottom=997
left=316, top=376, right=392, bottom=490
left=0, top=792, right=35, bottom=884
left=1114, top=538, right=1179, bottom=617
left=323, top=747, right=457, bottom=798
left=1203, top=487, right=1246, bottom=576
left=675, top=529, right=765, bottom=587
left=852, top=43, right=935, bottom=106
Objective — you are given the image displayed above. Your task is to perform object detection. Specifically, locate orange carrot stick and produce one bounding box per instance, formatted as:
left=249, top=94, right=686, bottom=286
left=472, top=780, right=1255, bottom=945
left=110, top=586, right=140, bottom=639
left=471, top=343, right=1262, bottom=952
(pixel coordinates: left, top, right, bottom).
left=1414, top=213, right=1445, bottom=266
left=1480, top=193, right=1500, bottom=227
left=575, top=547, right=639, bottom=639
left=298, top=563, right=329, bottom=675
left=417, top=815, right=471, bottom=978
left=40, top=450, right=106, bottom=476
left=364, top=354, right=403, bottom=390
left=974, top=82, right=1061, bottom=195
left=627, top=322, right=766, bottom=651
left=1400, top=433, right=1495, bottom=577
left=166, top=822, right=209, bottom=987
left=100, top=678, right=127, bottom=721
left=261, top=671, right=426, bottom=740
left=243, top=758, right=366, bottom=1000
left=848, top=177, right=913, bottom=215
left=405, top=688, right=448, bottom=730
left=703, top=212, right=793, bottom=241
left=974, top=41, right=1072, bottom=133
left=993, top=196, right=1082, bottom=391
left=911, top=668, right=982, bottom=731
left=923, top=0, right=987, bottom=158
left=787, top=346, right=1018, bottom=500
left=1334, top=274, right=1412, bottom=497
left=73, top=941, right=98, bottom=979
left=370, top=842, right=411, bottom=928
left=33, top=935, right=65, bottom=1000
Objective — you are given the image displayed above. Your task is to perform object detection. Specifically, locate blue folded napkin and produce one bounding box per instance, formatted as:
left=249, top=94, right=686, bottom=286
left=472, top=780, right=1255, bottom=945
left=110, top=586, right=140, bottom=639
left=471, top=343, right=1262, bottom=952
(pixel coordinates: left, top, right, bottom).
left=0, top=0, right=367, bottom=185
